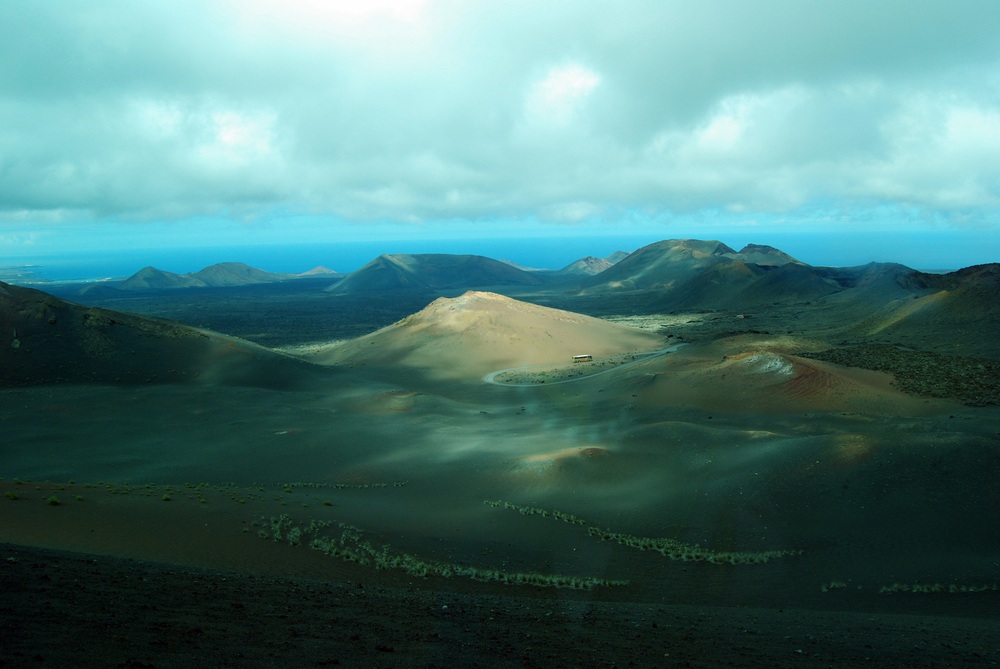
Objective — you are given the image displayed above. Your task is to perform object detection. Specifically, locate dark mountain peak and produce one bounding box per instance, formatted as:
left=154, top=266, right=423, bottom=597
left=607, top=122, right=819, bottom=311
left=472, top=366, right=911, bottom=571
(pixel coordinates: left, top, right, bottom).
left=119, top=266, right=205, bottom=290
left=327, top=253, right=542, bottom=294
left=710, top=240, right=738, bottom=255
left=739, top=243, right=778, bottom=254
left=729, top=244, right=802, bottom=267
left=604, top=250, right=631, bottom=264
left=298, top=266, right=339, bottom=277
left=649, top=238, right=736, bottom=255
left=952, top=263, right=1000, bottom=283
left=913, top=262, right=1000, bottom=292
left=203, top=261, right=252, bottom=270
left=189, top=262, right=288, bottom=286
left=117, top=262, right=291, bottom=290
left=580, top=239, right=738, bottom=294
left=856, top=261, right=916, bottom=278
left=818, top=262, right=924, bottom=293
left=557, top=256, right=613, bottom=276
left=130, top=266, right=179, bottom=279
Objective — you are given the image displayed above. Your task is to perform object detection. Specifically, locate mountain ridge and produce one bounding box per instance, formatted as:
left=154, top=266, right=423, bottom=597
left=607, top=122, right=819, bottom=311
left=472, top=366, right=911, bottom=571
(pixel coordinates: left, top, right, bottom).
left=0, top=280, right=328, bottom=388
left=113, top=261, right=309, bottom=291
left=326, top=253, right=544, bottom=294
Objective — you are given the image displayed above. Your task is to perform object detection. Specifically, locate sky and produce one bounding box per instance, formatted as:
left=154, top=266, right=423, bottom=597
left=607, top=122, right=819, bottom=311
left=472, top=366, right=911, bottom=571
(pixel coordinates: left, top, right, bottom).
left=1, top=0, right=1000, bottom=275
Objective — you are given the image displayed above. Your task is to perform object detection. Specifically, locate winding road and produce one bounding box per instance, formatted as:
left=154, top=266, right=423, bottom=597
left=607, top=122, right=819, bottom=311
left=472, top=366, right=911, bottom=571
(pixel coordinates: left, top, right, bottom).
left=482, top=343, right=686, bottom=387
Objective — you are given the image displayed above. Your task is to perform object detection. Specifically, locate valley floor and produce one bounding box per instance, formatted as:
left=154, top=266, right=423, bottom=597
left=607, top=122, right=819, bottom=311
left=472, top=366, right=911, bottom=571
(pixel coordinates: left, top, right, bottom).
left=3, top=278, right=999, bottom=667
left=3, top=542, right=999, bottom=669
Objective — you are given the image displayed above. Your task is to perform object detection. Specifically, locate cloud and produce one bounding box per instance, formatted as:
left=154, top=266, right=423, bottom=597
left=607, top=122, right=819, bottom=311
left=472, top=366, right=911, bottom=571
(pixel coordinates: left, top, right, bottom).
left=524, top=64, right=601, bottom=126
left=0, top=231, right=44, bottom=248
left=540, top=201, right=604, bottom=223
left=0, top=0, right=998, bottom=232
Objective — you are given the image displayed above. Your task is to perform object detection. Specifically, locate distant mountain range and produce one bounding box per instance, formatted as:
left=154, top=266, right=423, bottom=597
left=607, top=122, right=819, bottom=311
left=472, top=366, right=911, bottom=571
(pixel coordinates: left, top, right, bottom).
left=77, top=241, right=809, bottom=296
left=325, top=251, right=635, bottom=293
left=93, top=249, right=629, bottom=295
left=322, top=240, right=805, bottom=297
left=40, top=238, right=999, bottom=360
left=59, top=239, right=998, bottom=309
left=85, top=262, right=340, bottom=292
left=4, top=237, right=999, bottom=388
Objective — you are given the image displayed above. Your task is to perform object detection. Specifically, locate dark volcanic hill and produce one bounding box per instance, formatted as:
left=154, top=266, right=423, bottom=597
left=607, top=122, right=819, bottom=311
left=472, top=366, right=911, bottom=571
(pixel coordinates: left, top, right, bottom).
left=189, top=262, right=290, bottom=287
left=837, top=263, right=1000, bottom=356
left=119, top=266, right=207, bottom=290
left=580, top=239, right=739, bottom=294
left=116, top=262, right=292, bottom=291
left=726, top=243, right=802, bottom=266
left=579, top=239, right=938, bottom=313
left=639, top=259, right=924, bottom=312
left=297, top=266, right=340, bottom=277
left=603, top=250, right=631, bottom=264
left=555, top=256, right=614, bottom=276
left=655, top=260, right=768, bottom=309
left=326, top=254, right=544, bottom=294
left=921, top=263, right=1000, bottom=330
left=582, top=239, right=802, bottom=298
left=0, top=281, right=328, bottom=388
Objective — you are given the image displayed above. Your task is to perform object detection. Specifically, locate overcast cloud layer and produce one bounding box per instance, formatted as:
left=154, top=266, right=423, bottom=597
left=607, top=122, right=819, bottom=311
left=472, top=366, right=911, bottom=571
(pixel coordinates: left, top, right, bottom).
left=1, top=0, right=999, bottom=248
